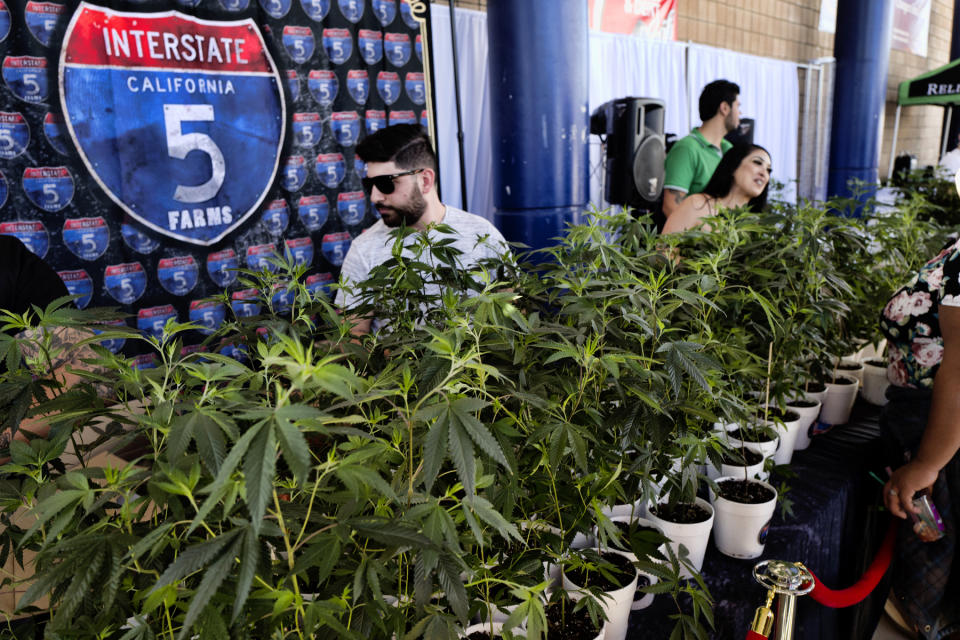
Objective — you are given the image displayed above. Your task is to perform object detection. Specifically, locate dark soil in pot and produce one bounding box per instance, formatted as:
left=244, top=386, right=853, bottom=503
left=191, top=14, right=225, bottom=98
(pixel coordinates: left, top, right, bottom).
left=830, top=376, right=856, bottom=385
left=786, top=399, right=818, bottom=408
left=564, top=551, right=636, bottom=591
left=805, top=381, right=826, bottom=393
left=720, top=447, right=763, bottom=466
left=717, top=479, right=775, bottom=504
left=765, top=408, right=800, bottom=422
left=650, top=501, right=711, bottom=524
left=545, top=601, right=603, bottom=639
left=636, top=574, right=651, bottom=589
left=865, top=358, right=886, bottom=367
left=730, top=427, right=775, bottom=444
left=837, top=362, right=863, bottom=371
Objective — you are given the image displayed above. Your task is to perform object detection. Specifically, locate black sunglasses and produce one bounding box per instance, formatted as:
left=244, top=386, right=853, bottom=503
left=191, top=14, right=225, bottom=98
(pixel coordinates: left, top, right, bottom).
left=361, top=168, right=423, bottom=194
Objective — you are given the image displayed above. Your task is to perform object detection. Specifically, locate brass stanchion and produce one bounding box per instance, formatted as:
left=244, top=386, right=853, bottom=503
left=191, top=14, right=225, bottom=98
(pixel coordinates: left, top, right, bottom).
left=752, top=560, right=815, bottom=640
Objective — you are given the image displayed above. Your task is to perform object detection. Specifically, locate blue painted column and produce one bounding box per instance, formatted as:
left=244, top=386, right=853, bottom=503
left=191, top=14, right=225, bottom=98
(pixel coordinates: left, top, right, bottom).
left=486, top=0, right=589, bottom=250
left=827, top=0, right=894, bottom=204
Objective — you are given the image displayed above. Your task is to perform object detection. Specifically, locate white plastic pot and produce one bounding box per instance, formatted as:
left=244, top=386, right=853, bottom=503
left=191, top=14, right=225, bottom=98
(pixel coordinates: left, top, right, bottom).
left=861, top=359, right=890, bottom=406
left=603, top=515, right=661, bottom=610
left=838, top=359, right=865, bottom=387
left=819, top=374, right=859, bottom=425
left=706, top=454, right=766, bottom=482
left=710, top=477, right=778, bottom=559
left=646, top=497, right=715, bottom=579
left=767, top=409, right=803, bottom=465
left=726, top=430, right=779, bottom=461
left=803, top=385, right=827, bottom=405
left=785, top=397, right=821, bottom=451
left=563, top=550, right=637, bottom=640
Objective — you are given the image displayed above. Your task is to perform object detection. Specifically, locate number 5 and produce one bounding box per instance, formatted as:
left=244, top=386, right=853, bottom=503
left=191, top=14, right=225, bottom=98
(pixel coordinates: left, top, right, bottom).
left=0, top=129, right=14, bottom=149
left=43, top=183, right=59, bottom=205
left=164, top=104, right=225, bottom=203
left=22, top=73, right=40, bottom=96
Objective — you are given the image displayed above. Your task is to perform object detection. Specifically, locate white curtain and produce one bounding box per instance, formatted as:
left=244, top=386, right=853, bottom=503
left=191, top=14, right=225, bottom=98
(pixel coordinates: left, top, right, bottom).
left=687, top=44, right=800, bottom=203
left=588, top=32, right=689, bottom=135
left=429, top=9, right=802, bottom=219
left=430, top=8, right=494, bottom=219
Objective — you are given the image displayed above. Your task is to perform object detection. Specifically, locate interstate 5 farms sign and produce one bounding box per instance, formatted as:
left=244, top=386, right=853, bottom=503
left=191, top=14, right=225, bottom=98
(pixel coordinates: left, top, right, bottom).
left=59, top=3, right=286, bottom=245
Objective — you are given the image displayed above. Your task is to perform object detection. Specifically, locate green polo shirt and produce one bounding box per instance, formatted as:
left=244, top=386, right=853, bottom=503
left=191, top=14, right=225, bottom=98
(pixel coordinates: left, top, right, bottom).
left=663, top=129, right=732, bottom=195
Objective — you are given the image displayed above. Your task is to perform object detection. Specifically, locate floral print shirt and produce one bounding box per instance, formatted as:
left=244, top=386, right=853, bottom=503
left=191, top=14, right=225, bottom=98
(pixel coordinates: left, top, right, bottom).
left=880, top=237, right=960, bottom=389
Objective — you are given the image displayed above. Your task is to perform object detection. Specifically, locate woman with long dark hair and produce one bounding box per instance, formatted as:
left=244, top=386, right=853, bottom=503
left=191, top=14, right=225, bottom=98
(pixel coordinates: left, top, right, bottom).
left=662, top=143, right=771, bottom=234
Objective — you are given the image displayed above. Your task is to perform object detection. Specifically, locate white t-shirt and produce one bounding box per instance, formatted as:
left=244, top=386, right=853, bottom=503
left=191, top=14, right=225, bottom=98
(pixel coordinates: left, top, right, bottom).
left=938, top=148, right=960, bottom=180
left=335, top=206, right=508, bottom=331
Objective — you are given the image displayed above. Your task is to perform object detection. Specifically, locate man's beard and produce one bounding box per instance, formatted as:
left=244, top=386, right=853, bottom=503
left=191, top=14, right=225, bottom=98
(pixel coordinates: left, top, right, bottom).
left=379, top=186, right=427, bottom=228
left=725, top=111, right=738, bottom=133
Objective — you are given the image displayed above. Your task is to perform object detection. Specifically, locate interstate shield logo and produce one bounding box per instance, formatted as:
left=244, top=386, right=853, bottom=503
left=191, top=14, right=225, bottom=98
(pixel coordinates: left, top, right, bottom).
left=286, top=70, right=300, bottom=102
left=4, top=56, right=48, bottom=104
left=58, top=269, right=93, bottom=309
left=298, top=194, right=328, bottom=231
left=1, top=221, right=48, bottom=258
left=315, top=153, right=345, bottom=188
left=405, top=72, right=425, bottom=105
left=25, top=1, right=65, bottom=47
left=23, top=167, right=74, bottom=212
left=63, top=216, right=109, bottom=260
left=308, top=69, right=338, bottom=106
left=0, top=112, right=30, bottom=159
left=0, top=1, right=10, bottom=42
left=347, top=69, right=369, bottom=104
left=43, top=112, right=71, bottom=155
left=358, top=29, right=382, bottom=65
left=376, top=71, right=400, bottom=105
left=338, top=191, right=364, bottom=226
left=384, top=33, right=411, bottom=67
left=372, top=0, right=396, bottom=26
left=330, top=111, right=360, bottom=146
left=59, top=4, right=286, bottom=246
left=207, top=248, right=239, bottom=287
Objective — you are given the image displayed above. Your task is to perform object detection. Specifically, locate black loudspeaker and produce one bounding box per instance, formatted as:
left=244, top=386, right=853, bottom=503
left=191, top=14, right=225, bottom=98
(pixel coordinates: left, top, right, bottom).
left=590, top=97, right=666, bottom=209
left=725, top=117, right=755, bottom=146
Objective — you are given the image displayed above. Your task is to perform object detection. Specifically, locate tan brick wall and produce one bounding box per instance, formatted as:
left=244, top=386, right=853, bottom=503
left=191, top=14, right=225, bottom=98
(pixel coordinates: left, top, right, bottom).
left=674, top=0, right=834, bottom=61
left=881, top=1, right=954, bottom=171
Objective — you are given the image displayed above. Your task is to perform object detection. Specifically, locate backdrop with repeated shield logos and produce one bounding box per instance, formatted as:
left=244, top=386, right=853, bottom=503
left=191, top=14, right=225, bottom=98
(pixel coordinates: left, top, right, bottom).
left=0, top=0, right=428, bottom=364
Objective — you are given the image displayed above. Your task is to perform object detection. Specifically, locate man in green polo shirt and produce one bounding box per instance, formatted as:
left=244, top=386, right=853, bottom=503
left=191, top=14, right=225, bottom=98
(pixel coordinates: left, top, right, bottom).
left=662, top=79, right=741, bottom=219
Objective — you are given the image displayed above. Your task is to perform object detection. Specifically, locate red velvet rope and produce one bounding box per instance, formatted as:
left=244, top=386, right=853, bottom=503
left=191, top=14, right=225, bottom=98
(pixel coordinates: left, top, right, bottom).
left=808, top=518, right=898, bottom=608
left=745, top=631, right=768, bottom=640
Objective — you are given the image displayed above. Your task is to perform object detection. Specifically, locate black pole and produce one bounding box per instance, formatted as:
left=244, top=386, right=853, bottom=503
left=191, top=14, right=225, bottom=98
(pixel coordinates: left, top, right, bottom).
left=447, top=0, right=469, bottom=211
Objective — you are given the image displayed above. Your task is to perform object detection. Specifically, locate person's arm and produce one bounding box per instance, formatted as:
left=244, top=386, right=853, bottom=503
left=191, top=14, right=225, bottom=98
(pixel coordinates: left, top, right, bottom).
left=662, top=142, right=695, bottom=219
left=884, top=304, right=960, bottom=517
left=661, top=189, right=687, bottom=219
left=345, top=315, right=371, bottom=336
left=661, top=194, right=712, bottom=234
left=0, top=326, right=105, bottom=461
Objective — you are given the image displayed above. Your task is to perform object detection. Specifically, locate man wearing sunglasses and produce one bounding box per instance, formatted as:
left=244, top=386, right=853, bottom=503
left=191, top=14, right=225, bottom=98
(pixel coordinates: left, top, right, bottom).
left=336, top=124, right=507, bottom=334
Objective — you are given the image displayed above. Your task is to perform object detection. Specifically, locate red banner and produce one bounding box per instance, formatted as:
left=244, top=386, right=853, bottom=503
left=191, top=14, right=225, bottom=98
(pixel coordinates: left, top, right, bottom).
left=587, top=0, right=677, bottom=40
left=892, top=0, right=931, bottom=57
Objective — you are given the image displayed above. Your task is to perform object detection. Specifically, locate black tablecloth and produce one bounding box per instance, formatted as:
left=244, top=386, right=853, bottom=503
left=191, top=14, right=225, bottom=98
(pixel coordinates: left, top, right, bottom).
left=630, top=401, right=892, bottom=639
